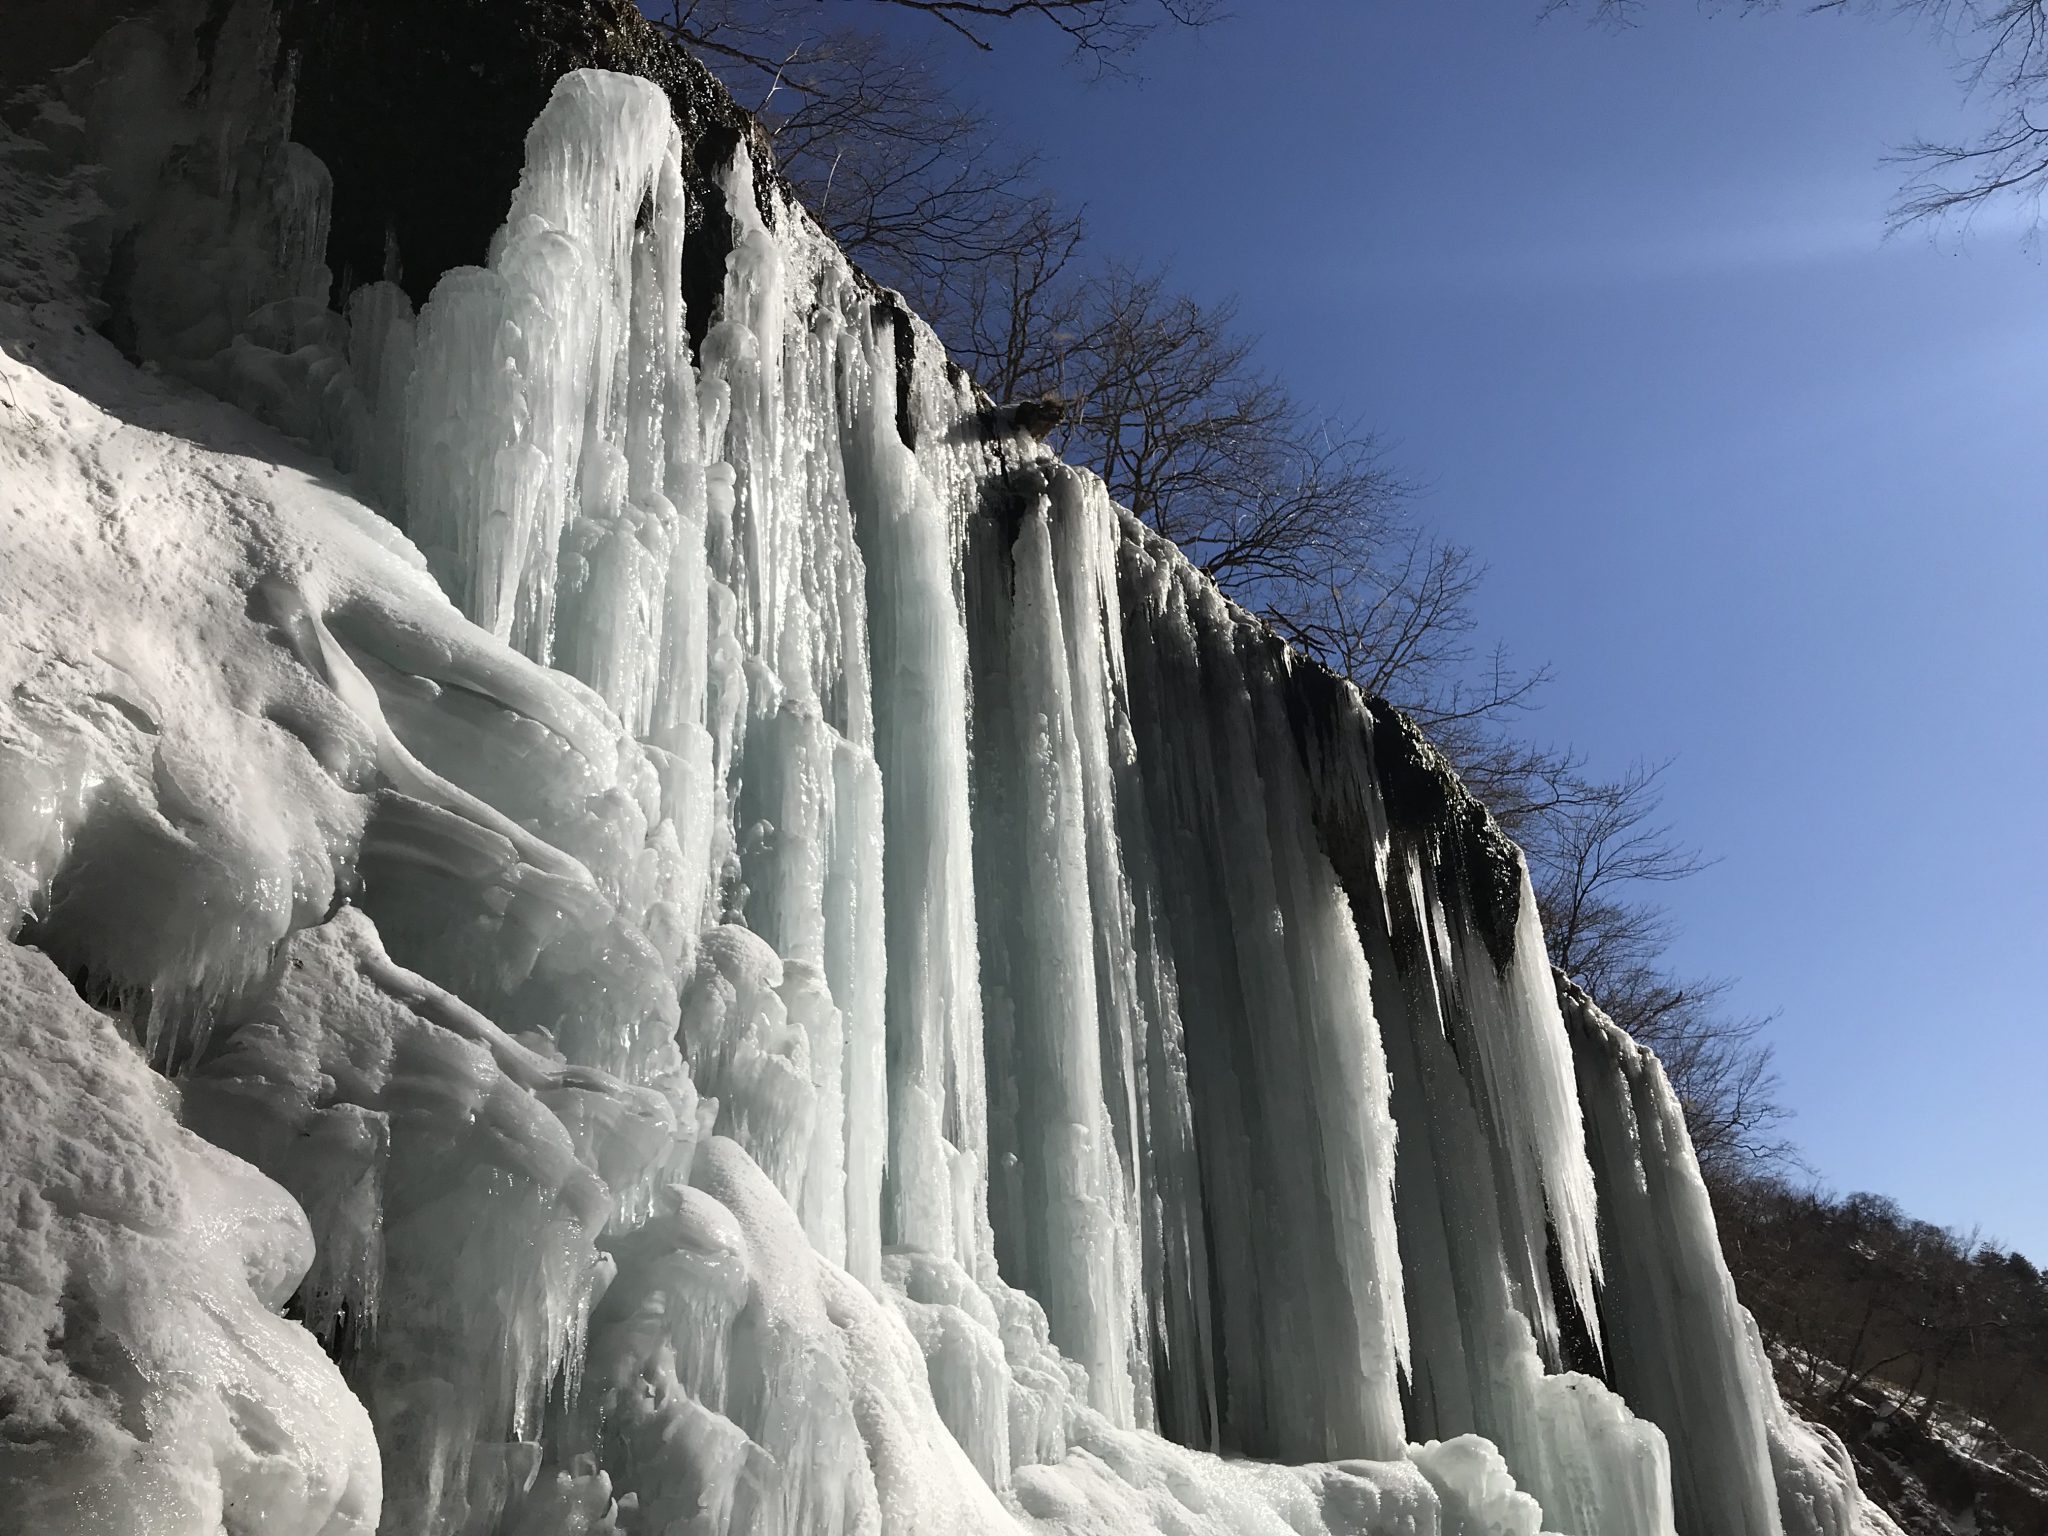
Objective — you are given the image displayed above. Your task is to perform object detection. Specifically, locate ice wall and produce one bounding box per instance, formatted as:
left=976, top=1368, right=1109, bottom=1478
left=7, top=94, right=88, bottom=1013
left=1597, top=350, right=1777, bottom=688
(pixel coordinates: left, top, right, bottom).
left=0, top=10, right=1899, bottom=1536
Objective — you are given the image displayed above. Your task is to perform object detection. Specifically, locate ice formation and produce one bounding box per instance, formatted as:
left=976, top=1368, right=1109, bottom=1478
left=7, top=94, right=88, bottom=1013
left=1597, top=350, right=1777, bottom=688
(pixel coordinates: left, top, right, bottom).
left=0, top=5, right=1901, bottom=1534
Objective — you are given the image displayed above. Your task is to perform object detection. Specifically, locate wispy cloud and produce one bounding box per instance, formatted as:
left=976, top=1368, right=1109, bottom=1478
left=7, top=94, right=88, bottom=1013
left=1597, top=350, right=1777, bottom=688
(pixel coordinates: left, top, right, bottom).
left=1343, top=196, right=2039, bottom=292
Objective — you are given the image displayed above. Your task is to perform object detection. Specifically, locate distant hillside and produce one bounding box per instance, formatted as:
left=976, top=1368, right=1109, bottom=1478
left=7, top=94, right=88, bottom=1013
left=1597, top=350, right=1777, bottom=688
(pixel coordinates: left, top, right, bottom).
left=1714, top=1177, right=2048, bottom=1535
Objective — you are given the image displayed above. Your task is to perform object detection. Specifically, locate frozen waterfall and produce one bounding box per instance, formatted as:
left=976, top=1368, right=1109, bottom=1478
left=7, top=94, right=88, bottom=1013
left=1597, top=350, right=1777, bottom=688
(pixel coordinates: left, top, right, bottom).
left=0, top=12, right=1898, bottom=1536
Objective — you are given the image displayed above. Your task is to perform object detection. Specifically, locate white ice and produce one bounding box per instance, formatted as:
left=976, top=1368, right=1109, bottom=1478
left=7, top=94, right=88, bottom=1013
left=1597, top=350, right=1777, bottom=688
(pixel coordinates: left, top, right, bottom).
left=0, top=17, right=1902, bottom=1536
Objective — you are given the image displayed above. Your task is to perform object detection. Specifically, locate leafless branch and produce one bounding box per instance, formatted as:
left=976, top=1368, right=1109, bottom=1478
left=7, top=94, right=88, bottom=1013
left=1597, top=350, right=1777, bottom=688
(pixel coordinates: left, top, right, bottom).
left=1548, top=0, right=2048, bottom=226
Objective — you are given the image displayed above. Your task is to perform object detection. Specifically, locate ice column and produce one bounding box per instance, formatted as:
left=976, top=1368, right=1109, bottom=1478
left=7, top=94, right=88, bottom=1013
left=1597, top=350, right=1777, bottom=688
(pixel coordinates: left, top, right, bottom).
left=1564, top=980, right=1787, bottom=1536
left=698, top=151, right=886, bottom=1278
left=1111, top=518, right=1409, bottom=1463
left=967, top=474, right=1144, bottom=1424
left=845, top=313, right=991, bottom=1270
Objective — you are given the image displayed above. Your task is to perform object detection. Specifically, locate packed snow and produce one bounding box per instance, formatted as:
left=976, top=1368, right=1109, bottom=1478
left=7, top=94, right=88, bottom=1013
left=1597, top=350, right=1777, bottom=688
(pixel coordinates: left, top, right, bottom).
left=0, top=6, right=1907, bottom=1533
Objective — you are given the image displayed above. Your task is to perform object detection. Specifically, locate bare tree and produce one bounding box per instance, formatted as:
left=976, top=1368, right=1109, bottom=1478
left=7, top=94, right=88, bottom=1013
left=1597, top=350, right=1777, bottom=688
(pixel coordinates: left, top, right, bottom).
left=653, top=5, right=1085, bottom=325
left=1874, top=0, right=2048, bottom=224
left=661, top=0, right=1217, bottom=64
left=1523, top=759, right=1792, bottom=1174
left=650, top=0, right=1219, bottom=333
left=950, top=202, right=1094, bottom=399
left=1526, top=759, right=1706, bottom=985
left=1547, top=0, right=2048, bottom=227
left=1611, top=976, right=1788, bottom=1175
left=679, top=0, right=1220, bottom=57
left=963, top=260, right=1555, bottom=737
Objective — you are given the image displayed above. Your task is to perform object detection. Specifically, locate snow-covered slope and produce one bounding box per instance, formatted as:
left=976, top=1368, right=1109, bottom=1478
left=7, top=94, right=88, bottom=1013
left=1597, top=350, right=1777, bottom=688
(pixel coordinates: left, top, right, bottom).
left=0, top=4, right=1904, bottom=1533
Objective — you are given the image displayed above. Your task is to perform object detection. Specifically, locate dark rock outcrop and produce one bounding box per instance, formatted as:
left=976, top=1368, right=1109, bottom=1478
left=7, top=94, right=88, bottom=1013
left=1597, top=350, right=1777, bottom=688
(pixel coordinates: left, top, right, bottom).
left=279, top=0, right=776, bottom=307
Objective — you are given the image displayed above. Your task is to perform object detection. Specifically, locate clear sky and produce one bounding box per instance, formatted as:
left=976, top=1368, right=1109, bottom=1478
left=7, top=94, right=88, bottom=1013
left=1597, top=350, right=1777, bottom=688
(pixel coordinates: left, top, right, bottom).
left=908, top=2, right=2047, bottom=1259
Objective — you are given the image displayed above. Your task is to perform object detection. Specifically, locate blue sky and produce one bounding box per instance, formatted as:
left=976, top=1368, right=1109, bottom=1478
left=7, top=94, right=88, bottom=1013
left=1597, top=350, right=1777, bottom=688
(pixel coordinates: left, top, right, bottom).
left=913, top=2, right=2047, bottom=1258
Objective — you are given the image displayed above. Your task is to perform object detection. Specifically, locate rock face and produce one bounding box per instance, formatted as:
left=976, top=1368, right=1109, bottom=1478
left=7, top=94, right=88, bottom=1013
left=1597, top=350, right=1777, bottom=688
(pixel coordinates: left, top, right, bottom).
left=279, top=0, right=768, bottom=307
left=0, top=4, right=1902, bottom=1535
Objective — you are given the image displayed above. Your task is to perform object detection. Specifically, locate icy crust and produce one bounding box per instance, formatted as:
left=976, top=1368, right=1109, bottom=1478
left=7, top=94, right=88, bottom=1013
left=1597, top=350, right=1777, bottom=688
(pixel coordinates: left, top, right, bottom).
left=0, top=941, right=380, bottom=1536
left=0, top=30, right=1905, bottom=1536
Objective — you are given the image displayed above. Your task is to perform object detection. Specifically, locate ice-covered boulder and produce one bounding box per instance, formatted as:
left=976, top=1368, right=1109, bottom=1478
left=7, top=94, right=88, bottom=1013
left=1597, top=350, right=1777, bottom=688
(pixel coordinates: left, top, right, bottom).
left=0, top=941, right=380, bottom=1536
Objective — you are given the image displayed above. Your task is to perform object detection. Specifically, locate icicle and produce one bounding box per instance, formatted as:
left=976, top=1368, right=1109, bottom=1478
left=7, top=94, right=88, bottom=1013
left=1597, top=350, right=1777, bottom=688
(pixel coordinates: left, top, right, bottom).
left=1110, top=521, right=1409, bottom=1462
left=844, top=309, right=991, bottom=1268
left=401, top=71, right=688, bottom=662
left=968, top=479, right=1139, bottom=1423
